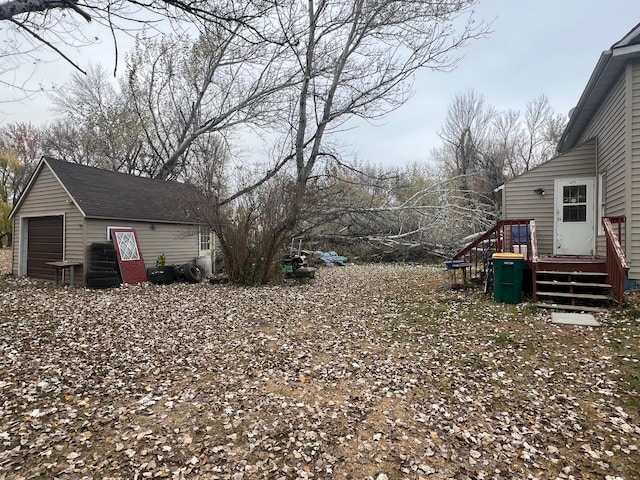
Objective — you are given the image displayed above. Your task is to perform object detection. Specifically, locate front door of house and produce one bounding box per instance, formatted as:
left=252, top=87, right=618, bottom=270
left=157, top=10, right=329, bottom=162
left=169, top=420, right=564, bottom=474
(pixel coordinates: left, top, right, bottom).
left=554, top=178, right=595, bottom=256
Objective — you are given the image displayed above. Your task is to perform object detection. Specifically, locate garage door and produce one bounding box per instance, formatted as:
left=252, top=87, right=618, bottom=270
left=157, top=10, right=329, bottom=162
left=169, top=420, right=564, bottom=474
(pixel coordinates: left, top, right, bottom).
left=27, top=216, right=63, bottom=280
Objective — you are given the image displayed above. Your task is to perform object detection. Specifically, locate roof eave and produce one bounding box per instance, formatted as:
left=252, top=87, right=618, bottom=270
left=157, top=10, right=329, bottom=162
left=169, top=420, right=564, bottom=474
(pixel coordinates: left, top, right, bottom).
left=84, top=214, right=205, bottom=225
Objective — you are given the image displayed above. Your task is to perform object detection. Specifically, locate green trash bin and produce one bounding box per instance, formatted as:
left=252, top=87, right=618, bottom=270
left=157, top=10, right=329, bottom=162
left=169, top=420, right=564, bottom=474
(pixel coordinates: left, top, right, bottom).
left=492, top=253, right=525, bottom=304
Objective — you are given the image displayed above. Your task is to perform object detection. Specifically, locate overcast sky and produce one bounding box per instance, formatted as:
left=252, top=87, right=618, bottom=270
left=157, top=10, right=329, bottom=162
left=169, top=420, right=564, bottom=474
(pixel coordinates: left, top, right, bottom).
left=1, top=1, right=640, bottom=169
left=347, top=0, right=640, bottom=167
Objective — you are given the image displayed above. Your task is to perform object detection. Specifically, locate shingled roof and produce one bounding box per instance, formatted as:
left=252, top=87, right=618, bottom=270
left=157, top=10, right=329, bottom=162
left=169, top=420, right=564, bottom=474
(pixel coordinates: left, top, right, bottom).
left=12, top=157, right=206, bottom=224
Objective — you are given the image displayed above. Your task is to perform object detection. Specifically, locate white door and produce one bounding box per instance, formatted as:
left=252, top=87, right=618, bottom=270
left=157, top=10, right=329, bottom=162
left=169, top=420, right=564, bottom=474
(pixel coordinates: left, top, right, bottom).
left=554, top=178, right=595, bottom=256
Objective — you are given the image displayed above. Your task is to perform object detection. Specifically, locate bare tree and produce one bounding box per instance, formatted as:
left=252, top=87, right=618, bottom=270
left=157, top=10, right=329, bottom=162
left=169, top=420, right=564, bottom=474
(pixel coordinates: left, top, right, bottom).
left=515, top=94, right=563, bottom=173
left=47, top=64, right=147, bottom=173
left=436, top=89, right=498, bottom=205
left=295, top=161, right=497, bottom=260
left=132, top=0, right=488, bottom=282
left=0, top=122, right=43, bottom=203
left=0, top=0, right=279, bottom=95
left=125, top=16, right=297, bottom=181
left=27, top=0, right=489, bottom=283
left=434, top=90, right=567, bottom=219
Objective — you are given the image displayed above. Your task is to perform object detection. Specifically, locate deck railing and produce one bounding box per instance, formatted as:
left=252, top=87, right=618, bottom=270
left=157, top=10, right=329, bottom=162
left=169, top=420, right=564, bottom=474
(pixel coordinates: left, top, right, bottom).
left=453, top=219, right=534, bottom=282
left=602, top=216, right=628, bottom=308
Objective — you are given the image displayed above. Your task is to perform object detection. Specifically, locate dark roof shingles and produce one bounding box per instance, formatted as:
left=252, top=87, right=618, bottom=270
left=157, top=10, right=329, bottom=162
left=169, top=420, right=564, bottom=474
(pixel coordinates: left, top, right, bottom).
left=45, top=157, right=204, bottom=224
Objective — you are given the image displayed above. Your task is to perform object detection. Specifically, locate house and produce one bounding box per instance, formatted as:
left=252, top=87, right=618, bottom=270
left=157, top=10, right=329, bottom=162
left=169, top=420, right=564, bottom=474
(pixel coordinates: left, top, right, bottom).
left=457, top=23, right=640, bottom=310
left=9, top=157, right=213, bottom=285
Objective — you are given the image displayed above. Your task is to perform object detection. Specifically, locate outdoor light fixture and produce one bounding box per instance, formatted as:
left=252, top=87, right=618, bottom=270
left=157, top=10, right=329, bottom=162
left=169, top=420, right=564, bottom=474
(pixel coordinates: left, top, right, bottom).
left=534, top=188, right=545, bottom=195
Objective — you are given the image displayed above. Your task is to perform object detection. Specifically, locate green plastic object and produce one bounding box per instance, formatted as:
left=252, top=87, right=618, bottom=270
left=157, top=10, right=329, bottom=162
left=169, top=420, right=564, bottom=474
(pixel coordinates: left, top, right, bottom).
left=492, top=253, right=525, bottom=304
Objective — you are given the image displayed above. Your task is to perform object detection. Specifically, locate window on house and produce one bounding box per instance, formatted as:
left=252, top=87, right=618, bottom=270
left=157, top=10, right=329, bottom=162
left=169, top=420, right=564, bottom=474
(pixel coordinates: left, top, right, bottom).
left=562, top=185, right=587, bottom=223
left=199, top=230, right=211, bottom=252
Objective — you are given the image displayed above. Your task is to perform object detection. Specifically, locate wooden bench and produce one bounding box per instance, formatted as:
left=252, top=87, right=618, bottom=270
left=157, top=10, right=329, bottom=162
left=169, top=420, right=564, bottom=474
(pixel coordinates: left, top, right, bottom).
left=47, top=261, right=83, bottom=287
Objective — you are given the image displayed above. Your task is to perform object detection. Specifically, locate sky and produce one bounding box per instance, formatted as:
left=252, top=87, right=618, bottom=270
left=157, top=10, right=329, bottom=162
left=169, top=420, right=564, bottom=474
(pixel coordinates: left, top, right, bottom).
left=2, top=0, right=640, bottom=168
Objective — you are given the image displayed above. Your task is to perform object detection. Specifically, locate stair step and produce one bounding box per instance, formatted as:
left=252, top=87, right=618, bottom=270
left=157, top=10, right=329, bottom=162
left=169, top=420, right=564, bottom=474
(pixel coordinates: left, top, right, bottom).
left=536, top=280, right=611, bottom=288
left=536, top=270, right=607, bottom=277
left=534, top=302, right=610, bottom=313
left=536, top=290, right=611, bottom=300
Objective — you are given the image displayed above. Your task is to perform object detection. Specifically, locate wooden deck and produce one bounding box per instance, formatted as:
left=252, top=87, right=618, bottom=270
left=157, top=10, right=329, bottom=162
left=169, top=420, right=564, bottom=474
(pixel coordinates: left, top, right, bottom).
left=453, top=218, right=628, bottom=310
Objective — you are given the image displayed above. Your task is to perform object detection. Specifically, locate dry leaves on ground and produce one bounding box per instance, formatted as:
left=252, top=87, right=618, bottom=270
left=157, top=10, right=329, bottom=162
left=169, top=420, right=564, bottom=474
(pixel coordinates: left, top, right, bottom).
left=0, top=260, right=639, bottom=479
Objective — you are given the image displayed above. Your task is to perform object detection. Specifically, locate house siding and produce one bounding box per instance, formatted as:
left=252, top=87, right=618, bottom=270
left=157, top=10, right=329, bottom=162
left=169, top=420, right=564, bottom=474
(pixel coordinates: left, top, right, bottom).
left=503, top=141, right=596, bottom=255
left=579, top=70, right=627, bottom=218
left=85, top=219, right=200, bottom=269
left=11, top=166, right=85, bottom=278
left=630, top=60, right=640, bottom=279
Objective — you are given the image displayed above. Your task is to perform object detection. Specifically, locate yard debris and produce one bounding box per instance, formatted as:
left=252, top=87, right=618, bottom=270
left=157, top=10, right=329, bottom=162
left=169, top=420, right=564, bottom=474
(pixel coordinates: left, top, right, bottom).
left=0, top=261, right=638, bottom=479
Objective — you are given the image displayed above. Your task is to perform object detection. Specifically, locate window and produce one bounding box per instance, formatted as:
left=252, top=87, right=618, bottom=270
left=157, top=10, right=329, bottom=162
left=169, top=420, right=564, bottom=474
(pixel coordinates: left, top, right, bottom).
left=113, top=230, right=141, bottom=261
left=199, top=230, right=211, bottom=252
left=562, top=185, right=587, bottom=223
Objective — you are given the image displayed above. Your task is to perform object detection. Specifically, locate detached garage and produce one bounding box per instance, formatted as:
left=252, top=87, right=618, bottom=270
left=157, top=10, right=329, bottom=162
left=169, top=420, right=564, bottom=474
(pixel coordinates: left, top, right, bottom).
left=9, top=157, right=209, bottom=286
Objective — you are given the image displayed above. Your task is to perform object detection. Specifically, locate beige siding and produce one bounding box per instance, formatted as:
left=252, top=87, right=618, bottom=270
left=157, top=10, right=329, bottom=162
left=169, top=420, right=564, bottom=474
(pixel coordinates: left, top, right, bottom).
left=11, top=166, right=85, bottom=278
left=575, top=63, right=637, bottom=278
left=85, top=219, right=200, bottom=268
left=579, top=71, right=627, bottom=217
left=503, top=141, right=596, bottom=255
left=630, top=61, right=640, bottom=279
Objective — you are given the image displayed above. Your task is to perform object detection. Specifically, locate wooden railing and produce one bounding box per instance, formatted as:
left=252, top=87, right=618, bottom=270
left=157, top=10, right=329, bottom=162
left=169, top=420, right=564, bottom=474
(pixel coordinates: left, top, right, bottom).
left=529, top=220, right=540, bottom=302
left=453, top=219, right=534, bottom=282
left=602, top=216, right=628, bottom=309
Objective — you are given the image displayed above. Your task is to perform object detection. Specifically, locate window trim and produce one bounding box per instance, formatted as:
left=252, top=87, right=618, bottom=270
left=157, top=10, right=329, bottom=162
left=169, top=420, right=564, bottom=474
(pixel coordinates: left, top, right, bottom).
left=598, top=173, right=607, bottom=236
left=199, top=228, right=212, bottom=255
left=106, top=225, right=133, bottom=241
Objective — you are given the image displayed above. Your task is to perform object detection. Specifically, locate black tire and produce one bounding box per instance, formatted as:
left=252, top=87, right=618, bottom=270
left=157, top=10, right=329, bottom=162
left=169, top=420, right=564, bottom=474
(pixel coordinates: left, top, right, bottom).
left=87, top=265, right=118, bottom=273
left=182, top=263, right=203, bottom=283
left=91, top=260, right=118, bottom=269
left=86, top=276, right=122, bottom=289
left=147, top=266, right=175, bottom=284
left=89, top=242, right=114, bottom=250
left=174, top=264, right=185, bottom=280
left=90, top=254, right=118, bottom=264
left=86, top=269, right=121, bottom=280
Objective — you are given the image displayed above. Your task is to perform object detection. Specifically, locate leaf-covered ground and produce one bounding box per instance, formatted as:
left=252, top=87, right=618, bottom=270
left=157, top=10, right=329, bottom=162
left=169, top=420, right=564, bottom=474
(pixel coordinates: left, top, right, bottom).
left=1, top=250, right=639, bottom=479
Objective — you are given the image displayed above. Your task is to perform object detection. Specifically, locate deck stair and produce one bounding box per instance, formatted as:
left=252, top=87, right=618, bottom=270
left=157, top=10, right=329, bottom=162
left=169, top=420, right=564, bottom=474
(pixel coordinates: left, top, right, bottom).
left=534, top=257, right=612, bottom=312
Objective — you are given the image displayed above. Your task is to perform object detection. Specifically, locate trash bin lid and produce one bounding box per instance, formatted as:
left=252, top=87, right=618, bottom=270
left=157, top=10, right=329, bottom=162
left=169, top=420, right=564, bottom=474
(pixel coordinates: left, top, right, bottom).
left=492, top=252, right=525, bottom=260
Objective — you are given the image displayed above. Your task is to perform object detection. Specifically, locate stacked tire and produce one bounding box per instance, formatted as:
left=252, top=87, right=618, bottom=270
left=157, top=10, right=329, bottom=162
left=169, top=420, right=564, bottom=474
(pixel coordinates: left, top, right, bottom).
left=147, top=266, right=175, bottom=284
left=86, top=242, right=122, bottom=289
left=175, top=263, right=203, bottom=283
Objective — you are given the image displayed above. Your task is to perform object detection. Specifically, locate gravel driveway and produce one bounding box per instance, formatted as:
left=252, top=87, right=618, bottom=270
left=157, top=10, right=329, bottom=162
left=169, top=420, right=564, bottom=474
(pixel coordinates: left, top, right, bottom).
left=1, top=260, right=638, bottom=479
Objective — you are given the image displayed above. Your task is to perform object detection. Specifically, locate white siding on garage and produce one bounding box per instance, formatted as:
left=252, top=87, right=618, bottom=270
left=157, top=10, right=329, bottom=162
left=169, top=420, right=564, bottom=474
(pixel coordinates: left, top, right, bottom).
left=85, top=219, right=200, bottom=268
left=11, top=166, right=85, bottom=277
left=503, top=140, right=596, bottom=255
